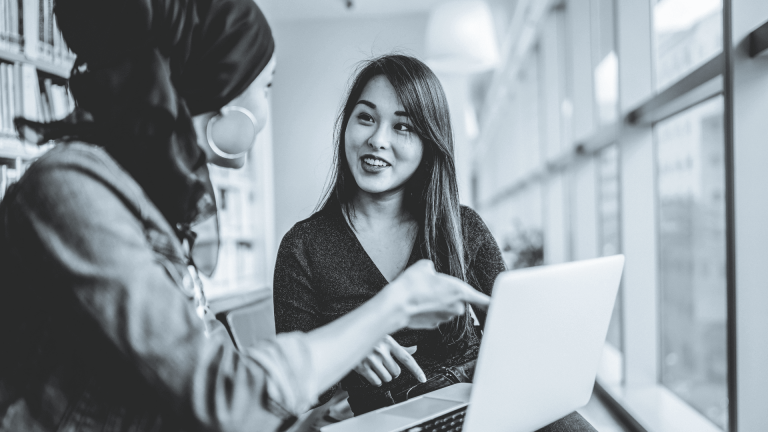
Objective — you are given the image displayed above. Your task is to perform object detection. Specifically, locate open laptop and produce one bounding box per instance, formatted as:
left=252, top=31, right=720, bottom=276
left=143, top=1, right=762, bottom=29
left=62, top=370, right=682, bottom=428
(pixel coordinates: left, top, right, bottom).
left=322, top=255, right=625, bottom=432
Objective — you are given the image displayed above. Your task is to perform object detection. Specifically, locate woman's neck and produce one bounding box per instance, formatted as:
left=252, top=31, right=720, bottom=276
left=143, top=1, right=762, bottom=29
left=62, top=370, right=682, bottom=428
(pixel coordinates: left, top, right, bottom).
left=350, top=188, right=412, bottom=229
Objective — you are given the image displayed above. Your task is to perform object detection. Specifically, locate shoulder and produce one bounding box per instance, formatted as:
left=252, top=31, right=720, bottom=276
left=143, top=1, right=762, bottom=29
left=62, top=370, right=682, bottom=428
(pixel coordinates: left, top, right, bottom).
left=7, top=142, right=165, bottom=237
left=19, top=142, right=144, bottom=205
left=459, top=205, right=500, bottom=256
left=460, top=205, right=492, bottom=239
left=278, top=206, right=346, bottom=252
left=30, top=142, right=123, bottom=177
left=460, top=205, right=483, bottom=226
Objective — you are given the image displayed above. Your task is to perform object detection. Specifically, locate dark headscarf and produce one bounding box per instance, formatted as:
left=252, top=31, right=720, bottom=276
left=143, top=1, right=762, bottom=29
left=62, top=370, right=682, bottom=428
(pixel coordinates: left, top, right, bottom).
left=17, top=0, right=274, bottom=230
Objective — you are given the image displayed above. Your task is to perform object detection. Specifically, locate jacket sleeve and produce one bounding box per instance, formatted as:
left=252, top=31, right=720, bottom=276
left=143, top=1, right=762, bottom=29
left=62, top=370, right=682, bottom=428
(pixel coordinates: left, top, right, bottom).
left=6, top=147, right=318, bottom=432
left=272, top=225, right=339, bottom=405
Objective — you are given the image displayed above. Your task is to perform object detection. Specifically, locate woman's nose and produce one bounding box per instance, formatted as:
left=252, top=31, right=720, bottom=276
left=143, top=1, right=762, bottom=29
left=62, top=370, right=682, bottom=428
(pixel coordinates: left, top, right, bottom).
left=367, top=124, right=391, bottom=150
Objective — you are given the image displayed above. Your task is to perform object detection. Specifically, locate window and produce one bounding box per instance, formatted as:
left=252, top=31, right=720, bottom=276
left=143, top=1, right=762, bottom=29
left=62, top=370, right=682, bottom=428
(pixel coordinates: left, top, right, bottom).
left=652, top=0, right=722, bottom=90
left=472, top=0, right=768, bottom=428
left=655, top=96, right=728, bottom=429
left=597, top=144, right=622, bottom=351
left=592, top=0, right=619, bottom=125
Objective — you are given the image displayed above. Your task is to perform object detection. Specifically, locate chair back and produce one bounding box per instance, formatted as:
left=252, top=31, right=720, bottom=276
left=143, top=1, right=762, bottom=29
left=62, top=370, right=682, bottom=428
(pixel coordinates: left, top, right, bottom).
left=217, top=295, right=276, bottom=351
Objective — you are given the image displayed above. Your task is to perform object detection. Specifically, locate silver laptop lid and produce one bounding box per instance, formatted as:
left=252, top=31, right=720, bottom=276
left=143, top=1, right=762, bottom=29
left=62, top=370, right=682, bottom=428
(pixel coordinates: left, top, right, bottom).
left=463, top=255, right=624, bottom=432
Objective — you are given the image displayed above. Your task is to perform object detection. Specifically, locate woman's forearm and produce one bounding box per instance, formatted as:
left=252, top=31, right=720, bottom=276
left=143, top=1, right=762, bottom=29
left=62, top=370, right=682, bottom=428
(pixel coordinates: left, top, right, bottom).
left=302, top=287, right=407, bottom=393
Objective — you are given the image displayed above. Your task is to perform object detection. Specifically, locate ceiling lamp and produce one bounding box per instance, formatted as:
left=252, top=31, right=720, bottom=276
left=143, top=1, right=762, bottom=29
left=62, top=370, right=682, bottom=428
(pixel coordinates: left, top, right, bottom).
left=425, top=0, right=500, bottom=74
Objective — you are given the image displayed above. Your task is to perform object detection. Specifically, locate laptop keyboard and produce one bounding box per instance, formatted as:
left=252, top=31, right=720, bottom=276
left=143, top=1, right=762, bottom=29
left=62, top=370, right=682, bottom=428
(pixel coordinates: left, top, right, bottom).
left=401, top=406, right=467, bottom=432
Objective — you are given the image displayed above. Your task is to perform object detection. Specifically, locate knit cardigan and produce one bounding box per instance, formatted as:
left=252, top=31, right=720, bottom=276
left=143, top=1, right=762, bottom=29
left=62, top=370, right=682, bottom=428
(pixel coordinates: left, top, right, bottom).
left=273, top=203, right=506, bottom=405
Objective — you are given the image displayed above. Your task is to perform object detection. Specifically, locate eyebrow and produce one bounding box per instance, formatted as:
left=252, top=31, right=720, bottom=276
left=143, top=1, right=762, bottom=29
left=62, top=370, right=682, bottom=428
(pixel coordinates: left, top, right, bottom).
left=355, top=100, right=410, bottom=117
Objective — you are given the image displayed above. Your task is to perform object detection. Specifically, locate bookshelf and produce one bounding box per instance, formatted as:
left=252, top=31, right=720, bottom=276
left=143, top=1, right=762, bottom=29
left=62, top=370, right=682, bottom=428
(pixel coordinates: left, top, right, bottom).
left=0, top=0, right=275, bottom=299
left=0, top=0, right=75, bottom=200
left=203, top=122, right=275, bottom=300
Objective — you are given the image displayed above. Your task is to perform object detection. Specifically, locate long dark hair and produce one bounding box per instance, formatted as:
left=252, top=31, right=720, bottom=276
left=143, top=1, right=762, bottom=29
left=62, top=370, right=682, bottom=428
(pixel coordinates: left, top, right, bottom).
left=318, top=54, right=470, bottom=342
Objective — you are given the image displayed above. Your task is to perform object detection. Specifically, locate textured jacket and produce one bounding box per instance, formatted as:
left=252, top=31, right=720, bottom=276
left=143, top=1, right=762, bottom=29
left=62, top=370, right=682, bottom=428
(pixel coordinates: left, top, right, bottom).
left=0, top=143, right=316, bottom=432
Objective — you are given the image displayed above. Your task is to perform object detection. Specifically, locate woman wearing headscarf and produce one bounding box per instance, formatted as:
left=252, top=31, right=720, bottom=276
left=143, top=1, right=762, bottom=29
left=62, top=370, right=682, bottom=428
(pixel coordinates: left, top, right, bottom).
left=0, top=0, right=489, bottom=431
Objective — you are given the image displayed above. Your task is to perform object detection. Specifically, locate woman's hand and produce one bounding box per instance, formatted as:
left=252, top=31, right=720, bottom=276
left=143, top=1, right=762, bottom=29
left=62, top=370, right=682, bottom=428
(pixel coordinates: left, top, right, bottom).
left=354, top=336, right=426, bottom=386
left=302, top=259, right=490, bottom=396
left=384, top=260, right=491, bottom=329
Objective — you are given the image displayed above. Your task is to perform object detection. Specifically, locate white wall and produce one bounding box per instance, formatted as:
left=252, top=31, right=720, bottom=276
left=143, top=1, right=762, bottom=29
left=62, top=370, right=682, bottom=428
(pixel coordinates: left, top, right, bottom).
left=270, top=14, right=429, bottom=250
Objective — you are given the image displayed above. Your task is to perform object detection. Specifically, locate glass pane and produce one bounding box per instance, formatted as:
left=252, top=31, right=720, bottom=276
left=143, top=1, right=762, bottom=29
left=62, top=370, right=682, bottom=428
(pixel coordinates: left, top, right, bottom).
left=652, top=0, right=722, bottom=90
left=656, top=96, right=728, bottom=430
left=592, top=0, right=619, bottom=125
left=597, top=145, right=622, bottom=351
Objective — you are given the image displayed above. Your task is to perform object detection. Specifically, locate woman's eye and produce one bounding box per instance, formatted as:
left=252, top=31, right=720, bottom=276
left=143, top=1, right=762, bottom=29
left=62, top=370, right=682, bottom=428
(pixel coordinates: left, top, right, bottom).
left=395, top=123, right=413, bottom=133
left=357, top=113, right=374, bottom=123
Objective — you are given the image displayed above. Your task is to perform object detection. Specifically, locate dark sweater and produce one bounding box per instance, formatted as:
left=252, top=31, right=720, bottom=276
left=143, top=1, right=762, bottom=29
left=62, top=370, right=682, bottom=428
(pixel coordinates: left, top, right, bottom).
left=273, top=203, right=506, bottom=405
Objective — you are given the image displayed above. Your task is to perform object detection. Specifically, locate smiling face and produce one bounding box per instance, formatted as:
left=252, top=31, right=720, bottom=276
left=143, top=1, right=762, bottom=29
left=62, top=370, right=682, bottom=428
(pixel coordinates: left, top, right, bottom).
left=344, top=75, right=424, bottom=199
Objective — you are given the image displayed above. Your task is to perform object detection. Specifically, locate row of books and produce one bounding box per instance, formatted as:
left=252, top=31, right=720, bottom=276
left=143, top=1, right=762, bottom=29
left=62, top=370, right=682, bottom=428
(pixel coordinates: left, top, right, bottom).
left=0, top=0, right=21, bottom=52
left=209, top=164, right=260, bottom=239
left=215, top=183, right=258, bottom=240
left=37, top=73, right=74, bottom=121
left=206, top=240, right=262, bottom=292
left=0, top=0, right=75, bottom=66
left=0, top=61, right=74, bottom=138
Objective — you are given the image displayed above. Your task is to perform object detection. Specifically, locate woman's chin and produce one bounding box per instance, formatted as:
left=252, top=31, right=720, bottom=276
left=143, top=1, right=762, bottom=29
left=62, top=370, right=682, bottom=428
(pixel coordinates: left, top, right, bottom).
left=351, top=169, right=410, bottom=198
left=356, top=182, right=406, bottom=198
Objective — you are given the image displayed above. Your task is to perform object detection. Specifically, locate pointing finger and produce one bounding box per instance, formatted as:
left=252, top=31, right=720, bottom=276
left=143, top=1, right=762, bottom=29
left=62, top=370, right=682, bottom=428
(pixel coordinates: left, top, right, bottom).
left=391, top=341, right=426, bottom=383
left=438, top=274, right=490, bottom=308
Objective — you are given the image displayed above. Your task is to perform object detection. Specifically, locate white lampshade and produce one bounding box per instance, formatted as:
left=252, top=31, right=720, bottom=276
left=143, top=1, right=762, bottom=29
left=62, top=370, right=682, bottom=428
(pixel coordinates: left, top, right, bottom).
left=425, top=0, right=500, bottom=74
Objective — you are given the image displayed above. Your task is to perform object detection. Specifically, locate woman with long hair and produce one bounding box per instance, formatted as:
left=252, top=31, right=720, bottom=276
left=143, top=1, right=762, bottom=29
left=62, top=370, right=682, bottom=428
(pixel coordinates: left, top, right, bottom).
left=0, top=2, right=488, bottom=431
left=274, top=54, right=597, bottom=431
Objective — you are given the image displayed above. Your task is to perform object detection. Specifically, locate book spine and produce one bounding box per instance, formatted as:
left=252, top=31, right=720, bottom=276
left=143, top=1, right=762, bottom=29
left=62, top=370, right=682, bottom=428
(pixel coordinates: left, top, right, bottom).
left=52, top=13, right=59, bottom=63
left=0, top=164, right=7, bottom=202
left=37, top=0, right=42, bottom=47
left=4, top=63, right=12, bottom=135
left=20, top=63, right=39, bottom=121
left=9, top=0, right=20, bottom=52
left=1, top=0, right=8, bottom=52
left=15, top=0, right=24, bottom=52
left=0, top=63, right=7, bottom=135
left=21, top=0, right=38, bottom=59
left=39, top=0, right=45, bottom=59
left=45, top=0, right=51, bottom=59
left=39, top=82, right=50, bottom=122
left=13, top=63, right=22, bottom=123
left=4, top=63, right=13, bottom=135
left=14, top=156, right=23, bottom=178
left=65, top=83, right=74, bottom=111
left=42, top=76, right=52, bottom=117
left=53, top=84, right=67, bottom=118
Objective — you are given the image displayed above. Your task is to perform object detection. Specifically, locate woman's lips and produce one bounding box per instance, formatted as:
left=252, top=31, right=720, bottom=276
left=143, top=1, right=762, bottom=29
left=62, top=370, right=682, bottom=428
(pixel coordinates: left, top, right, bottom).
left=361, top=156, right=391, bottom=173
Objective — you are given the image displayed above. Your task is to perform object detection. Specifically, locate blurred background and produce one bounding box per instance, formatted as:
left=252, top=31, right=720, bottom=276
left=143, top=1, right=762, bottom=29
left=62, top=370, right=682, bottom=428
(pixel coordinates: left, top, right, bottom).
left=3, top=0, right=768, bottom=431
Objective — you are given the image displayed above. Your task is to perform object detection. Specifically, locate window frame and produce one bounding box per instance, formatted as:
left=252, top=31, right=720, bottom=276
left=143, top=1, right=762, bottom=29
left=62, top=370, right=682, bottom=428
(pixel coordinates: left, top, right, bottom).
left=604, top=1, right=732, bottom=430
